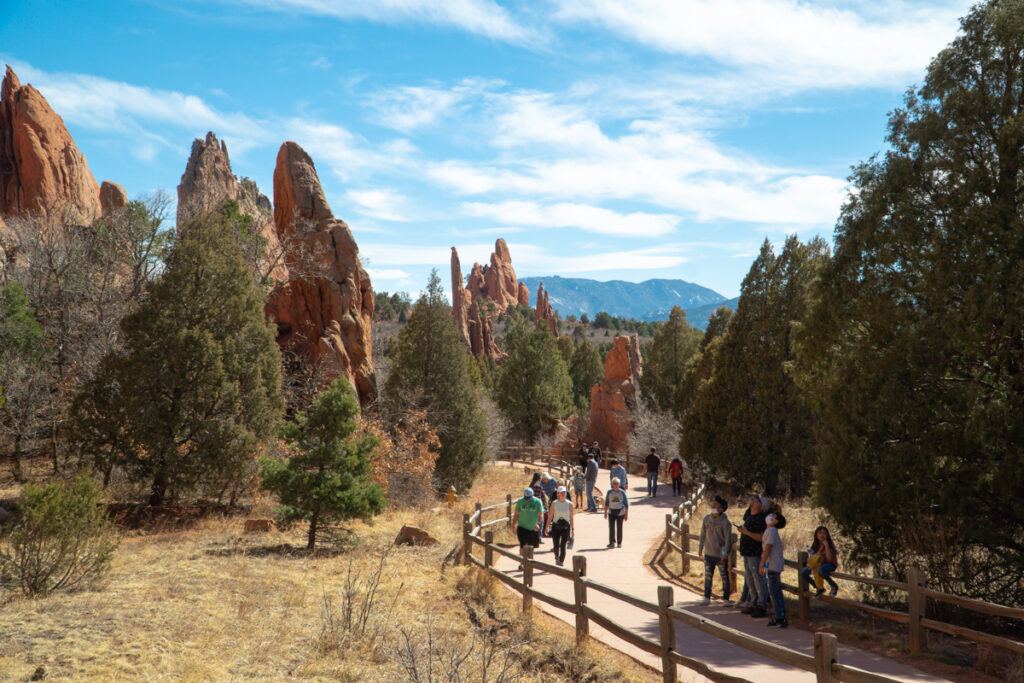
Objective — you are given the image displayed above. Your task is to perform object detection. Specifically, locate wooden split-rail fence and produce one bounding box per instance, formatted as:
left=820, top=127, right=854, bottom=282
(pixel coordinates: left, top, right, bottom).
left=663, top=489, right=1024, bottom=659
left=462, top=487, right=907, bottom=683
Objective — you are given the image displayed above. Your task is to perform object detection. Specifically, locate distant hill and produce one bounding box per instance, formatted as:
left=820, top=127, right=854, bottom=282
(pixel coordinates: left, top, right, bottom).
left=519, top=276, right=737, bottom=329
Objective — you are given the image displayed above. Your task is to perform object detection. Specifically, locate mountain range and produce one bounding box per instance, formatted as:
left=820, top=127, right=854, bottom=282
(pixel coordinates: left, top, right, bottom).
left=519, top=276, right=739, bottom=329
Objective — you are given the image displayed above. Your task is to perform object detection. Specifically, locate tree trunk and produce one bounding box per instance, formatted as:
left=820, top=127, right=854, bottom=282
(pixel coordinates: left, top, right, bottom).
left=12, top=435, right=24, bottom=483
left=149, top=469, right=168, bottom=507
left=307, top=511, right=319, bottom=550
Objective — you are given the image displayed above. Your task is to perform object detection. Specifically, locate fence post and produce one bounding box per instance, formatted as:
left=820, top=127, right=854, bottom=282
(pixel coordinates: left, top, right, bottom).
left=573, top=555, right=589, bottom=644
left=798, top=550, right=810, bottom=623
left=664, top=513, right=672, bottom=561
left=681, top=523, right=691, bottom=575
left=908, top=566, right=926, bottom=653
left=658, top=585, right=676, bottom=683
left=484, top=531, right=494, bottom=569
left=522, top=545, right=534, bottom=616
left=462, top=513, right=471, bottom=563
left=729, top=532, right=739, bottom=600
left=506, top=494, right=513, bottom=528
left=813, top=632, right=837, bottom=682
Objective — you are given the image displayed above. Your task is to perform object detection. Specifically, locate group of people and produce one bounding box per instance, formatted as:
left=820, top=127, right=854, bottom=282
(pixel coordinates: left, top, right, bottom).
left=511, top=463, right=842, bottom=630
left=698, top=494, right=841, bottom=629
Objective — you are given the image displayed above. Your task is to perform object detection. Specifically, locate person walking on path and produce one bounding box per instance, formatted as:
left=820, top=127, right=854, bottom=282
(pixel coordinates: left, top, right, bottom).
left=585, top=453, right=599, bottom=512
left=699, top=495, right=733, bottom=605
left=645, top=448, right=661, bottom=496
left=545, top=486, right=574, bottom=566
left=577, top=444, right=590, bottom=471
left=512, top=487, right=545, bottom=549
left=738, top=496, right=771, bottom=618
left=609, top=459, right=628, bottom=491
left=669, top=456, right=684, bottom=496
left=571, top=467, right=585, bottom=510
left=760, top=511, right=788, bottom=628
left=540, top=472, right=559, bottom=507
left=590, top=441, right=602, bottom=467
left=801, top=526, right=841, bottom=597
left=604, top=477, right=629, bottom=547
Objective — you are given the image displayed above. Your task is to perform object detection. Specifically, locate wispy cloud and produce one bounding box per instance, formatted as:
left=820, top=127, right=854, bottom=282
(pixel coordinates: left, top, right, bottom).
left=462, top=200, right=680, bottom=237
left=227, top=0, right=541, bottom=45
left=552, top=0, right=969, bottom=89
left=365, top=78, right=499, bottom=133
left=345, top=188, right=412, bottom=222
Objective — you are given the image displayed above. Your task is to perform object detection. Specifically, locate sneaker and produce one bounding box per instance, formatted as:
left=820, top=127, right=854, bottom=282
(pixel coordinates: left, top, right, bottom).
left=750, top=607, right=768, bottom=618
left=607, top=543, right=615, bottom=548
left=736, top=601, right=750, bottom=610
left=815, top=588, right=825, bottom=598
left=616, top=543, right=622, bottom=548
left=768, top=619, right=788, bottom=628
left=722, top=599, right=734, bottom=606
left=830, top=586, right=839, bottom=597
left=741, top=604, right=756, bottom=614
left=699, top=598, right=711, bottom=606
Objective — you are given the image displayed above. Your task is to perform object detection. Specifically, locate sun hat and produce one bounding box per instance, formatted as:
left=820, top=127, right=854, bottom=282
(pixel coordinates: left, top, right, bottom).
left=556, top=486, right=567, bottom=493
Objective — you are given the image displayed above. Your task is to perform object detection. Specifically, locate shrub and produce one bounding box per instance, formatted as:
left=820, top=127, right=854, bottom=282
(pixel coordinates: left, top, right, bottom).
left=0, top=477, right=119, bottom=596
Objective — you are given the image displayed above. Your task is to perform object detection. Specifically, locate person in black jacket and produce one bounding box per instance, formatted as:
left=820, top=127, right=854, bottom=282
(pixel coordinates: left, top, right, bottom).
left=644, top=448, right=661, bottom=496
left=737, top=496, right=771, bottom=617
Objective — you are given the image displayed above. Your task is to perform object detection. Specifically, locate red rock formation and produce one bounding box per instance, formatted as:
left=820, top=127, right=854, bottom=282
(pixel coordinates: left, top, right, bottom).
left=265, top=141, right=376, bottom=404
left=468, top=299, right=500, bottom=359
left=99, top=181, right=127, bottom=217
left=465, top=238, right=520, bottom=311
left=588, top=334, right=642, bottom=453
left=517, top=281, right=530, bottom=307
left=0, top=66, right=101, bottom=222
left=628, top=334, right=643, bottom=387
left=535, top=282, right=558, bottom=335
left=450, top=246, right=472, bottom=347
left=177, top=131, right=284, bottom=280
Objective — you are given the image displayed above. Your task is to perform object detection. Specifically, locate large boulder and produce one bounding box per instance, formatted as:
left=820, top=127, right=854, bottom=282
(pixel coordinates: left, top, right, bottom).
left=265, top=141, right=376, bottom=404
left=99, top=180, right=128, bottom=217
left=517, top=281, right=530, bottom=307
left=588, top=335, right=641, bottom=452
left=0, top=66, right=101, bottom=222
left=394, top=524, right=438, bottom=547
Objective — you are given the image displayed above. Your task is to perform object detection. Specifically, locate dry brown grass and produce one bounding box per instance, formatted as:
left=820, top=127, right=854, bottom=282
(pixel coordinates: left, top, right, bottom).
left=0, top=462, right=656, bottom=682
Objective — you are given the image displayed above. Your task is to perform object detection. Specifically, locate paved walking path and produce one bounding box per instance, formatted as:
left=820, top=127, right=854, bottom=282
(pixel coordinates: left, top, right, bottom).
left=492, top=470, right=950, bottom=683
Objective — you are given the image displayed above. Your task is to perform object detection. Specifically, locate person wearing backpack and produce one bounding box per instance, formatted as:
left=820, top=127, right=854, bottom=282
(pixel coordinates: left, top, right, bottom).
left=604, top=477, right=629, bottom=547
left=512, top=487, right=545, bottom=549
left=545, top=486, right=574, bottom=566
left=698, top=495, right=733, bottom=605
left=669, top=456, right=684, bottom=496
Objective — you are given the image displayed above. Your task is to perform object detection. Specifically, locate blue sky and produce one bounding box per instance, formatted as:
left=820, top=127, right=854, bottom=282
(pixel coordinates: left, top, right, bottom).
left=0, top=0, right=972, bottom=298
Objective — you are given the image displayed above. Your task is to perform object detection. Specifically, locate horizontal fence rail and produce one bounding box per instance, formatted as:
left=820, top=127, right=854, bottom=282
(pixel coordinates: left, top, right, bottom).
left=463, top=488, right=904, bottom=683
left=661, top=487, right=1024, bottom=658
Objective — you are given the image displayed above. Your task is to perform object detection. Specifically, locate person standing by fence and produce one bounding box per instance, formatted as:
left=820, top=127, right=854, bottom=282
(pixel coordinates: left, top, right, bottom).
left=738, top=496, right=771, bottom=618
left=645, top=448, right=661, bottom=496
left=609, top=459, right=628, bottom=491
left=604, top=477, right=629, bottom=548
left=512, top=487, right=544, bottom=549
left=699, top=495, right=733, bottom=605
left=669, top=456, right=684, bottom=496
left=585, top=453, right=599, bottom=512
left=760, top=511, right=788, bottom=628
left=545, top=486, right=574, bottom=566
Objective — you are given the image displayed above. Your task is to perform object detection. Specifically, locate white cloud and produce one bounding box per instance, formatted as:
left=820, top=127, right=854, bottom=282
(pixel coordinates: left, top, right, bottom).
left=462, top=200, right=680, bottom=236
left=366, top=78, right=499, bottom=132
left=230, top=0, right=539, bottom=45
left=345, top=188, right=411, bottom=222
left=552, top=0, right=969, bottom=89
left=365, top=267, right=411, bottom=280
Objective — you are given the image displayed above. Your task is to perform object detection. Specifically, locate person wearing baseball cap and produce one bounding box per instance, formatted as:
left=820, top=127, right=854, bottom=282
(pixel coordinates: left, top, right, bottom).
left=512, top=487, right=544, bottom=549
left=545, top=486, right=574, bottom=566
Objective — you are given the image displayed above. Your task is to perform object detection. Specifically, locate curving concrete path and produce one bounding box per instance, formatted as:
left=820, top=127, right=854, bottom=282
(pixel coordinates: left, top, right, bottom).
left=492, top=472, right=951, bottom=683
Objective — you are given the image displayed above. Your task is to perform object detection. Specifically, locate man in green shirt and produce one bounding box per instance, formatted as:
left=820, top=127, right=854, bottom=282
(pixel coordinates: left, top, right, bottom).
left=513, top=486, right=545, bottom=548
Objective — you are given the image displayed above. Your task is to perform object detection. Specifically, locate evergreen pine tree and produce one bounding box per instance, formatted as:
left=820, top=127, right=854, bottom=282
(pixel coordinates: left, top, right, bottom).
left=0, top=283, right=47, bottom=482
left=72, top=203, right=284, bottom=504
left=569, top=338, right=603, bottom=411
left=639, top=306, right=702, bottom=413
left=384, top=271, right=487, bottom=491
left=796, top=1, right=1024, bottom=601
left=261, top=378, right=384, bottom=549
left=495, top=319, right=574, bottom=441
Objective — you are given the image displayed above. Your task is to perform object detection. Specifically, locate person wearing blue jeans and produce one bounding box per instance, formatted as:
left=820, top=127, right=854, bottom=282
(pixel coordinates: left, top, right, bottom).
left=644, top=448, right=661, bottom=496
left=799, top=526, right=841, bottom=597
left=585, top=455, right=599, bottom=512
left=738, top=496, right=771, bottom=617
left=760, top=512, right=788, bottom=627
left=698, top=495, right=733, bottom=604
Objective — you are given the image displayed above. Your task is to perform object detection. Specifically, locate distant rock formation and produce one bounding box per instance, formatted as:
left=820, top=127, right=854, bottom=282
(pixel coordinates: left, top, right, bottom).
left=0, top=66, right=102, bottom=223
left=588, top=334, right=642, bottom=453
left=466, top=238, right=521, bottom=312
left=517, top=281, right=530, bottom=307
left=451, top=245, right=501, bottom=360
left=176, top=131, right=283, bottom=280
left=265, top=141, right=376, bottom=404
left=535, top=282, right=557, bottom=335
left=99, top=181, right=127, bottom=217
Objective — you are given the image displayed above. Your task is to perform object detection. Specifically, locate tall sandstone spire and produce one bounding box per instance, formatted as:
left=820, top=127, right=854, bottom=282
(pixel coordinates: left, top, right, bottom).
left=588, top=334, right=642, bottom=453
left=466, top=238, right=521, bottom=311
left=265, top=141, right=376, bottom=404
left=0, top=66, right=102, bottom=222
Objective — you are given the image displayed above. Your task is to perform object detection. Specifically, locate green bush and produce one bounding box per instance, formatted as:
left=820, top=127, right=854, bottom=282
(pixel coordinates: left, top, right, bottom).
left=0, top=477, right=119, bottom=596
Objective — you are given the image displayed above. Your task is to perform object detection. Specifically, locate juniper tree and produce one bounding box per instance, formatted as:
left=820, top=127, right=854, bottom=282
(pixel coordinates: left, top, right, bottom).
left=569, top=338, right=603, bottom=411
left=639, top=306, right=702, bottom=413
left=495, top=319, right=574, bottom=441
